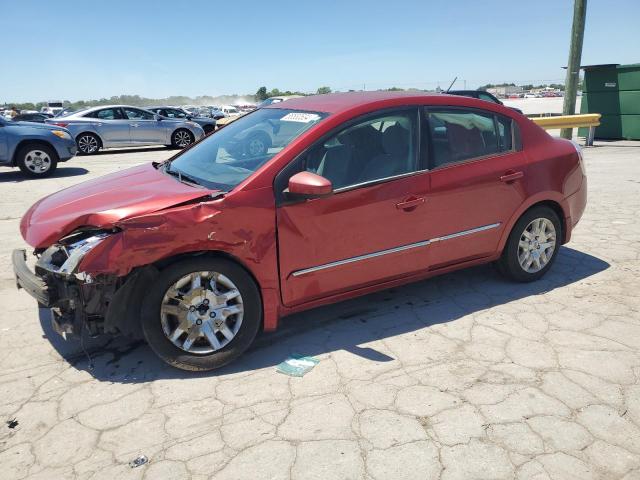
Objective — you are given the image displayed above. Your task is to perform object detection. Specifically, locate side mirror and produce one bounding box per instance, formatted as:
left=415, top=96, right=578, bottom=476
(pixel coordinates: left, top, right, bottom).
left=154, top=114, right=162, bottom=121
left=286, top=172, right=333, bottom=201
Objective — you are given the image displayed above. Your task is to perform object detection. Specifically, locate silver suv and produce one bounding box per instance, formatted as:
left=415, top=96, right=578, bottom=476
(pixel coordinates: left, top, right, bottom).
left=46, top=105, right=205, bottom=155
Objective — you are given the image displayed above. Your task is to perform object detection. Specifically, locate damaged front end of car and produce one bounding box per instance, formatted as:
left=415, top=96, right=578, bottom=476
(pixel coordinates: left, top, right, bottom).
left=13, top=227, right=154, bottom=340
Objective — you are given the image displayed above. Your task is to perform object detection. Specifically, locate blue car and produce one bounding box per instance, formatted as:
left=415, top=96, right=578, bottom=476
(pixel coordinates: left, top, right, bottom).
left=0, top=117, right=77, bottom=177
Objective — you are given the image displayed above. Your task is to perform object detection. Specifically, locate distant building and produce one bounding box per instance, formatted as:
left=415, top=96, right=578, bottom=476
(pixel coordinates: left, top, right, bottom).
left=487, top=86, right=524, bottom=97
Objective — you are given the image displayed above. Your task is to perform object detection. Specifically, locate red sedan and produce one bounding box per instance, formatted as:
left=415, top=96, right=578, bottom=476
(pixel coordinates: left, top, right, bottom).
left=13, top=92, right=587, bottom=371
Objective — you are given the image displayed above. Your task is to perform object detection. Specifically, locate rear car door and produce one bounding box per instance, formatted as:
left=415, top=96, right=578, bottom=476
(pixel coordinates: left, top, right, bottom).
left=123, top=107, right=166, bottom=144
left=423, top=107, right=527, bottom=269
left=276, top=107, right=433, bottom=306
left=85, top=108, right=131, bottom=146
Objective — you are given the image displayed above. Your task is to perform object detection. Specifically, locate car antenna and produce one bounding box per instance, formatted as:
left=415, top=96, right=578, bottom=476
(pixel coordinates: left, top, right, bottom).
left=446, top=76, right=458, bottom=93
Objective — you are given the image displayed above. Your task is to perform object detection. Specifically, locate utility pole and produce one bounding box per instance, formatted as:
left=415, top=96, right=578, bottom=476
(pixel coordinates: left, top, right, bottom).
left=561, top=0, right=587, bottom=139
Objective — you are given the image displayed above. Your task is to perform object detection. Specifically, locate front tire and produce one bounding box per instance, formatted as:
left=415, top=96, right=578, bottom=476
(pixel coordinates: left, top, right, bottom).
left=17, top=144, right=58, bottom=178
left=171, top=129, right=194, bottom=149
left=141, top=257, right=262, bottom=371
left=497, top=206, right=561, bottom=282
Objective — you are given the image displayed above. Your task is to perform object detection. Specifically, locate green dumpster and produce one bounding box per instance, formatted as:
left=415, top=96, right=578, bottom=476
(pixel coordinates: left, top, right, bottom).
left=579, top=63, right=640, bottom=140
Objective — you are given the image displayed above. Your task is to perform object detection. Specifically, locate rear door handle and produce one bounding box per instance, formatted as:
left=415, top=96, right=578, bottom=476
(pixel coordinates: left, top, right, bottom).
left=130, top=123, right=140, bottom=128
left=396, top=197, right=426, bottom=210
left=500, top=171, right=524, bottom=183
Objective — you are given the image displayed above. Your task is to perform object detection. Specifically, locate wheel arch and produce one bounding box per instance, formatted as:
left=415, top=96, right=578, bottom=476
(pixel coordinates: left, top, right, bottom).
left=11, top=139, right=57, bottom=166
left=106, top=249, right=268, bottom=339
left=498, top=195, right=570, bottom=253
left=75, top=131, right=103, bottom=147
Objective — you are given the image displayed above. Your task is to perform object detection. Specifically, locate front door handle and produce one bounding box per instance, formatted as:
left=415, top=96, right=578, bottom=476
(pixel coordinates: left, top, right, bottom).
left=396, top=196, right=426, bottom=211
left=500, top=171, right=524, bottom=183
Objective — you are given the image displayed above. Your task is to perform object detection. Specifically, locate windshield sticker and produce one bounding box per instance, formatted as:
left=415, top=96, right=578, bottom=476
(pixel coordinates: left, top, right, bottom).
left=281, top=112, right=321, bottom=123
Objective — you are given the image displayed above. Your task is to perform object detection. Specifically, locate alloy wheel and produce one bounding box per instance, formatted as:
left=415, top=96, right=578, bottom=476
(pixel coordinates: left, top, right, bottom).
left=517, top=217, right=557, bottom=273
left=78, top=135, right=99, bottom=154
left=160, top=271, right=244, bottom=354
left=23, top=149, right=52, bottom=174
left=174, top=131, right=192, bottom=148
left=247, top=137, right=266, bottom=156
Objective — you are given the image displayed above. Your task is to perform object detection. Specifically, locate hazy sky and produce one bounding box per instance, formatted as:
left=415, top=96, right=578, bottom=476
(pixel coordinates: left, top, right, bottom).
left=2, top=0, right=638, bottom=102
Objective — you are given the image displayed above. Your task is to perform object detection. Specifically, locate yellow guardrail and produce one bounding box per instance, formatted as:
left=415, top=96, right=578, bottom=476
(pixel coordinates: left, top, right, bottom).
left=531, top=113, right=601, bottom=129
left=531, top=113, right=601, bottom=146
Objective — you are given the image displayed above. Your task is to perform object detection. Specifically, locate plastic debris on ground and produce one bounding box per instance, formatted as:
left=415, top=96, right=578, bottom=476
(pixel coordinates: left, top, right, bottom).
left=276, top=354, right=320, bottom=377
left=129, top=455, right=149, bottom=468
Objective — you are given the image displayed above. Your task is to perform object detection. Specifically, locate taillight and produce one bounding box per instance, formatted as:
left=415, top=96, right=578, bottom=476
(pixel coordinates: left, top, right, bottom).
left=51, top=122, right=69, bottom=128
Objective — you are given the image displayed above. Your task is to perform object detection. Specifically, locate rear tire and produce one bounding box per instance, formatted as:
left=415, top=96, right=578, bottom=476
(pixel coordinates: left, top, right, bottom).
left=497, top=206, right=562, bottom=282
left=171, top=129, right=194, bottom=149
left=141, top=257, right=262, bottom=371
left=16, top=144, right=58, bottom=178
left=244, top=132, right=270, bottom=157
left=76, top=133, right=100, bottom=155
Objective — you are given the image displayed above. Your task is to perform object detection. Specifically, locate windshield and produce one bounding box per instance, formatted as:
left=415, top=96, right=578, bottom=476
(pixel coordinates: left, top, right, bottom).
left=166, top=108, right=326, bottom=191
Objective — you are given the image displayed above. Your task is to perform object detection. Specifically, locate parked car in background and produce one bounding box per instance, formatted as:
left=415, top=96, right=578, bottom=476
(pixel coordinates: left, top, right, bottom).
left=447, top=90, right=523, bottom=114
left=41, top=101, right=64, bottom=116
left=0, top=116, right=76, bottom=177
left=47, top=105, right=205, bottom=154
left=146, top=106, right=216, bottom=134
left=208, top=107, right=226, bottom=120
left=12, top=112, right=53, bottom=123
left=256, top=95, right=304, bottom=108
left=220, top=105, right=242, bottom=117
left=13, top=92, right=587, bottom=371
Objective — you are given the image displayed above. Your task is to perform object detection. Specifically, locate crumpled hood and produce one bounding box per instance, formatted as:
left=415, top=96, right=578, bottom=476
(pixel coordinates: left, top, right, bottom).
left=21, top=163, right=217, bottom=248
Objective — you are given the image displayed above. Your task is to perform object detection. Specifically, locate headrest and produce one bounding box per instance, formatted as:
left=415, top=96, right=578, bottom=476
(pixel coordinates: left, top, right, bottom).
left=382, top=124, right=409, bottom=156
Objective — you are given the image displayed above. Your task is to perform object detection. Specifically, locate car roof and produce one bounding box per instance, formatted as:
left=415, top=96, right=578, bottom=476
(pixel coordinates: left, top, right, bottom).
left=265, top=91, right=495, bottom=114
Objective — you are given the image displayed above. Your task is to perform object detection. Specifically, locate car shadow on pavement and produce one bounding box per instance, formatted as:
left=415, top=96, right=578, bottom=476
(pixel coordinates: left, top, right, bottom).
left=93, top=146, right=170, bottom=155
left=38, top=246, right=609, bottom=383
left=0, top=167, right=89, bottom=182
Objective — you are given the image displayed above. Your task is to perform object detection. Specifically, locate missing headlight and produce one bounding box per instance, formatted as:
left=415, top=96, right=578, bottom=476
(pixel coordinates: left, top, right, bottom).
left=36, top=229, right=116, bottom=276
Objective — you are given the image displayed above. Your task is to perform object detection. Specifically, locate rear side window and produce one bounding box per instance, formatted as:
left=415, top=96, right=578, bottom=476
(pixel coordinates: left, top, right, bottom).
left=425, top=108, right=516, bottom=168
left=496, top=115, right=513, bottom=151
left=124, top=108, right=154, bottom=120
left=85, top=108, right=123, bottom=120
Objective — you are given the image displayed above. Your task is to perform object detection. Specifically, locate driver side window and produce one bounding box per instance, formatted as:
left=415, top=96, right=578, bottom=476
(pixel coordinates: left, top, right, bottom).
left=302, top=109, right=418, bottom=190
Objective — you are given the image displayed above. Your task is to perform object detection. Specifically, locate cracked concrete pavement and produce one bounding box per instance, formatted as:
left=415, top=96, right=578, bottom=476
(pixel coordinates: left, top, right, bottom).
left=0, top=141, right=639, bottom=479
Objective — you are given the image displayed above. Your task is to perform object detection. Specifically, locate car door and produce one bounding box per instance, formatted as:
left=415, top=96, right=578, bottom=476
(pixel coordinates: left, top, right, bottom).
left=423, top=107, right=527, bottom=269
left=276, top=107, right=433, bottom=306
left=87, top=108, right=131, bottom=146
left=123, top=107, right=166, bottom=144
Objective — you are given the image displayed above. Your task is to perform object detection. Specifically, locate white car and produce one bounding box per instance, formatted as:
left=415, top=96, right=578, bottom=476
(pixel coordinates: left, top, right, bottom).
left=523, top=93, right=538, bottom=99
left=220, top=106, right=242, bottom=117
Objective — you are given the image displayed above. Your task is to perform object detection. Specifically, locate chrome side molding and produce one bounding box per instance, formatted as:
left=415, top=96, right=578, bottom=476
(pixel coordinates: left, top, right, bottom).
left=291, top=222, right=501, bottom=277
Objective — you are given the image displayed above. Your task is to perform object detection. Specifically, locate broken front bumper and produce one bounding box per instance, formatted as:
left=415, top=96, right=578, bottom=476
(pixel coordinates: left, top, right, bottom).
left=13, top=247, right=116, bottom=338
left=12, top=249, right=50, bottom=306
left=13, top=246, right=152, bottom=340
